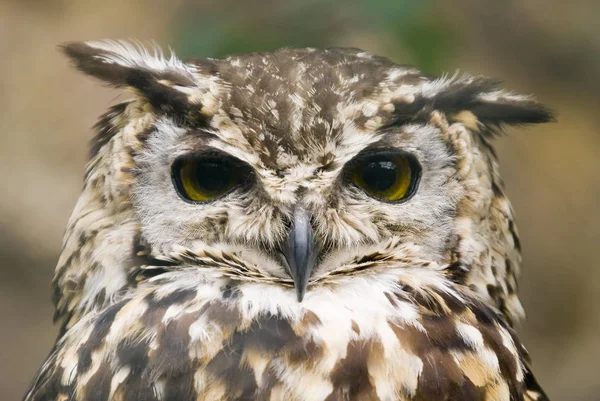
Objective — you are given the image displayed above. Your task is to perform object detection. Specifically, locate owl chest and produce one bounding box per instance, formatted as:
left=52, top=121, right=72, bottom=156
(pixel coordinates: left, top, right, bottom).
left=171, top=283, right=517, bottom=401
left=40, top=277, right=522, bottom=401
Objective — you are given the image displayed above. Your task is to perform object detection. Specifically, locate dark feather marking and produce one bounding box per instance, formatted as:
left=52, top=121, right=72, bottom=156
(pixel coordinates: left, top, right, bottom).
left=256, top=366, right=280, bottom=401
left=162, top=362, right=197, bottom=401
left=114, top=335, right=160, bottom=401
left=435, top=288, right=469, bottom=315
left=78, top=300, right=127, bottom=374
left=383, top=97, right=431, bottom=127
left=420, top=314, right=471, bottom=351
left=300, top=310, right=322, bottom=327
left=144, top=288, right=197, bottom=309
left=470, top=299, right=526, bottom=398
left=469, top=299, right=500, bottom=326
left=415, top=348, right=465, bottom=401
left=241, top=314, right=300, bottom=353
left=90, top=102, right=129, bottom=158
left=206, top=322, right=260, bottom=399
left=523, top=364, right=550, bottom=401
left=325, top=339, right=379, bottom=401
left=52, top=248, right=83, bottom=327
left=147, top=313, right=196, bottom=378
left=205, top=338, right=258, bottom=400
left=401, top=284, right=469, bottom=318
left=23, top=354, right=73, bottom=401
left=287, top=336, right=323, bottom=365
left=119, top=380, right=159, bottom=401
left=200, top=299, right=242, bottom=331
left=351, top=320, right=361, bottom=335
left=83, top=362, right=112, bottom=401
left=117, top=337, right=151, bottom=376
left=432, top=78, right=500, bottom=112
left=445, top=261, right=470, bottom=284
left=221, top=282, right=242, bottom=300
left=508, top=219, right=522, bottom=252
left=384, top=291, right=399, bottom=306
left=448, top=377, right=485, bottom=401
left=469, top=99, right=555, bottom=126
left=478, top=323, right=523, bottom=397
left=126, top=69, right=191, bottom=118
left=127, top=232, right=175, bottom=283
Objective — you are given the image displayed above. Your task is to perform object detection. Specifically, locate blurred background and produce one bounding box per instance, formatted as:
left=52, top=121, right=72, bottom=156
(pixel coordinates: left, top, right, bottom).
left=1, top=0, right=599, bottom=399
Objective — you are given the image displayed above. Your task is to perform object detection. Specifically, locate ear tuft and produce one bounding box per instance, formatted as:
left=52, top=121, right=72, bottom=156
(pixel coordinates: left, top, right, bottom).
left=470, top=92, right=556, bottom=126
left=424, top=75, right=556, bottom=129
left=60, top=40, right=197, bottom=87
left=61, top=40, right=199, bottom=116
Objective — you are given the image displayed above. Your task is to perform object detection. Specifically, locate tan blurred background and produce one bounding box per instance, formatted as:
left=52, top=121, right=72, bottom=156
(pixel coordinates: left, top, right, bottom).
left=1, top=0, right=599, bottom=399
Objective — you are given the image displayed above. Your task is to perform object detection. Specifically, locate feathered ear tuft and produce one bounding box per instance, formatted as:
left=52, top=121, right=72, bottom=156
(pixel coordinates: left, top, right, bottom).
left=468, top=91, right=556, bottom=127
left=434, top=77, right=556, bottom=129
left=391, top=75, right=555, bottom=131
left=61, top=40, right=199, bottom=116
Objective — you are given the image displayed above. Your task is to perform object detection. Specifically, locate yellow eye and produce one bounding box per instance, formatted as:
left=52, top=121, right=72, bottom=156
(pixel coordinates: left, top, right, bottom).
left=172, top=156, right=248, bottom=202
left=350, top=152, right=420, bottom=202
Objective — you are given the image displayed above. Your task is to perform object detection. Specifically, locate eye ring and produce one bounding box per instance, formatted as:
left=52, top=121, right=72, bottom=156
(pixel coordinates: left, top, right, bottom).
left=345, top=150, right=421, bottom=203
left=171, top=153, right=252, bottom=203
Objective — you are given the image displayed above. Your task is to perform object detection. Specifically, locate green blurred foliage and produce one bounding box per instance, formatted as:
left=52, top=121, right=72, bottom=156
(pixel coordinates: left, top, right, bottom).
left=170, top=0, right=454, bottom=73
left=355, top=0, right=453, bottom=72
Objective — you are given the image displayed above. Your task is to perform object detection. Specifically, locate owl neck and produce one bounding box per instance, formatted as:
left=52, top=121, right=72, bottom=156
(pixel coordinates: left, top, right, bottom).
left=52, top=105, right=151, bottom=335
left=440, top=116, right=525, bottom=326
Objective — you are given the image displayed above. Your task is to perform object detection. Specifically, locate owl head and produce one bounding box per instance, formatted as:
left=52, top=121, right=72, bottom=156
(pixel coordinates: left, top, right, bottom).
left=53, top=40, right=552, bottom=332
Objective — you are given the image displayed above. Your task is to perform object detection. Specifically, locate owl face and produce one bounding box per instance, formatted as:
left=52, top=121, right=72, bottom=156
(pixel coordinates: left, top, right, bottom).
left=130, top=50, right=469, bottom=301
left=56, top=41, right=552, bottom=325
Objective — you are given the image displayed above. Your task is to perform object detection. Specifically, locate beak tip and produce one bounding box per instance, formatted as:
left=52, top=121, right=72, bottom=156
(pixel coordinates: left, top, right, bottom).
left=296, top=289, right=305, bottom=303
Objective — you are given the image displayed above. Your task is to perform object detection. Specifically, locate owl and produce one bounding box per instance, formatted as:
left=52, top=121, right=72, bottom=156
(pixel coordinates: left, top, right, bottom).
left=23, top=40, right=553, bottom=401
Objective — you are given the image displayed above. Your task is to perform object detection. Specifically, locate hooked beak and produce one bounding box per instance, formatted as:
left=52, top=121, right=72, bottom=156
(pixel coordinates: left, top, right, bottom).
left=280, top=206, right=319, bottom=302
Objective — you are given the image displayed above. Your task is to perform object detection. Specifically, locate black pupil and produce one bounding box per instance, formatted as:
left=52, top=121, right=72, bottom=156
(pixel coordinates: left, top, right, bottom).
left=362, top=159, right=397, bottom=192
left=193, top=161, right=233, bottom=192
